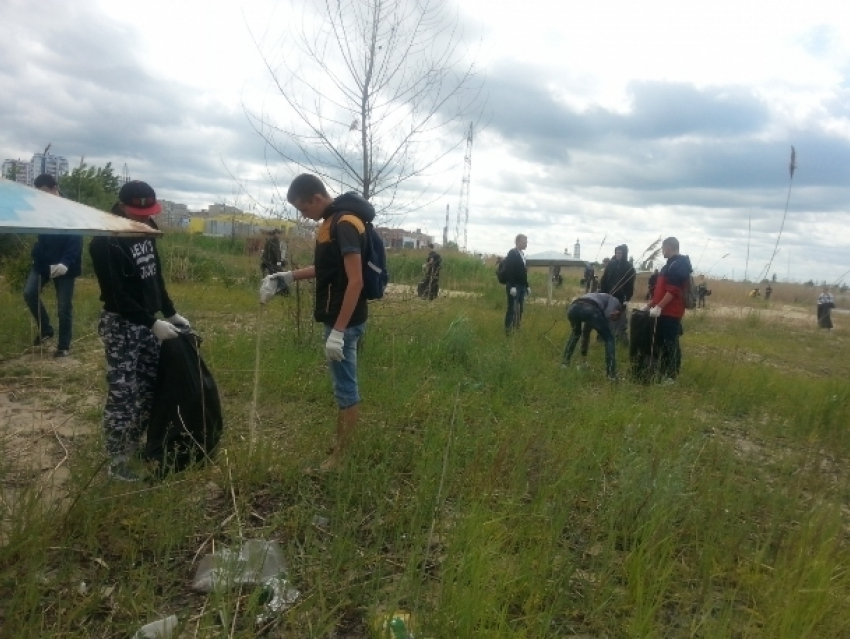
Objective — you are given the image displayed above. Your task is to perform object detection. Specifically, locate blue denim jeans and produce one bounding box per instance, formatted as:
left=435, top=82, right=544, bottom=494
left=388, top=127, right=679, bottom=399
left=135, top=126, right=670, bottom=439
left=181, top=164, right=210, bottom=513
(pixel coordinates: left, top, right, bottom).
left=505, top=286, right=527, bottom=333
left=23, top=268, right=76, bottom=350
left=324, top=322, right=366, bottom=409
left=563, top=301, right=616, bottom=377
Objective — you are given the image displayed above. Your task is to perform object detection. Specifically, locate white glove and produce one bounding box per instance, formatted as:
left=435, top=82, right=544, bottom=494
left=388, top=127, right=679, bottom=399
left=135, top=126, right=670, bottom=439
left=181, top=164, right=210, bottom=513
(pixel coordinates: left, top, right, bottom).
left=649, top=306, right=662, bottom=318
left=165, top=313, right=190, bottom=328
left=526, top=287, right=532, bottom=297
left=639, top=304, right=650, bottom=312
left=271, top=271, right=295, bottom=287
left=49, top=264, right=68, bottom=278
left=509, top=287, right=517, bottom=297
left=325, top=329, right=345, bottom=361
left=151, top=319, right=180, bottom=341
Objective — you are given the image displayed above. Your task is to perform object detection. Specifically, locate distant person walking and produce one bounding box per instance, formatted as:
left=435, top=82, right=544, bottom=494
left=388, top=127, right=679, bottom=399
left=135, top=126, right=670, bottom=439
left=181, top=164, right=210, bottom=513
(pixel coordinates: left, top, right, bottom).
left=817, top=287, right=835, bottom=330
left=643, top=237, right=692, bottom=383
left=23, top=174, right=83, bottom=357
left=418, top=243, right=442, bottom=300
left=696, top=275, right=711, bottom=308
left=765, top=284, right=772, bottom=301
left=503, top=234, right=529, bottom=334
left=562, top=293, right=622, bottom=380
left=90, top=181, right=191, bottom=481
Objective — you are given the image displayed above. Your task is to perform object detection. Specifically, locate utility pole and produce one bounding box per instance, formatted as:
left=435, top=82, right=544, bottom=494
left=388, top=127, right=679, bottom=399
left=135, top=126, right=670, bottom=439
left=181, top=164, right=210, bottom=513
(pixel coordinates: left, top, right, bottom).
left=41, top=143, right=52, bottom=175
left=456, top=123, right=473, bottom=251
left=443, top=204, right=449, bottom=247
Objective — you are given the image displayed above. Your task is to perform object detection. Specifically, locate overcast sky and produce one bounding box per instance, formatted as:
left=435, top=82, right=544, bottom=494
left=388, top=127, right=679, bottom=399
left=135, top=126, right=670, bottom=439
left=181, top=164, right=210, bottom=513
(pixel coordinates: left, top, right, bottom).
left=2, top=0, right=849, bottom=283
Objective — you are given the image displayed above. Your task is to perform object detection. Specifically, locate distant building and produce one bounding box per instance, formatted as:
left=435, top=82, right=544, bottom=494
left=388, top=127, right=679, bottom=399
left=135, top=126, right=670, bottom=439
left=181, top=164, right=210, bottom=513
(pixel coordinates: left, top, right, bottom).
left=207, top=203, right=243, bottom=216
left=30, top=153, right=69, bottom=184
left=187, top=212, right=301, bottom=239
left=376, top=227, right=434, bottom=250
left=159, top=200, right=190, bottom=227
left=2, top=159, right=31, bottom=185
left=574, top=239, right=581, bottom=259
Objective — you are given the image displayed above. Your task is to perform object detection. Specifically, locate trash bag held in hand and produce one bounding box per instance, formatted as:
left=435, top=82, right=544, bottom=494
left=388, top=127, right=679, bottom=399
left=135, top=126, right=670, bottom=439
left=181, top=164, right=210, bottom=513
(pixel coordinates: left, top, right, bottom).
left=145, top=330, right=224, bottom=476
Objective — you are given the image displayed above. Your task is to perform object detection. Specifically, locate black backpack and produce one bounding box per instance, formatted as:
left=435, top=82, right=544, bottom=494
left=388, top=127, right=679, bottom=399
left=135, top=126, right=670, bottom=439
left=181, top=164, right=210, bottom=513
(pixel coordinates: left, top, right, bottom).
left=496, top=257, right=509, bottom=284
left=145, top=331, right=224, bottom=476
left=330, top=211, right=389, bottom=300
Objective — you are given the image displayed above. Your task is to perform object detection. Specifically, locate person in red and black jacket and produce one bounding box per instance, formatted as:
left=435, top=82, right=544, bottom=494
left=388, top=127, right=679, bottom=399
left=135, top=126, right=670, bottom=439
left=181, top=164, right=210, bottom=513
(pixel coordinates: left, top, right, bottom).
left=644, top=237, right=692, bottom=382
left=503, top=234, right=529, bottom=334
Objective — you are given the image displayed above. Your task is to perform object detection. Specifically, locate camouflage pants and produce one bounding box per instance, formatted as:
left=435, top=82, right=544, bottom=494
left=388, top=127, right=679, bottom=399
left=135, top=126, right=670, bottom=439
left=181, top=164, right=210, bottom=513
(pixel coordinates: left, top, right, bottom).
left=98, top=312, right=160, bottom=458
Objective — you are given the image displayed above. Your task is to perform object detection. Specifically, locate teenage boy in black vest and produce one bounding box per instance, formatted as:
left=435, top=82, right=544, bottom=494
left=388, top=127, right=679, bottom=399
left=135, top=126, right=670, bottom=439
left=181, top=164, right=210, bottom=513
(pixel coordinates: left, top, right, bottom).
left=267, top=174, right=375, bottom=471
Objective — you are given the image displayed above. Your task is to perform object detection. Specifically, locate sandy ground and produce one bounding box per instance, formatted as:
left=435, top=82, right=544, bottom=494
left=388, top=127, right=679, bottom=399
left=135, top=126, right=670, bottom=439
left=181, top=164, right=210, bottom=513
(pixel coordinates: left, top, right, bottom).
left=0, top=353, right=99, bottom=522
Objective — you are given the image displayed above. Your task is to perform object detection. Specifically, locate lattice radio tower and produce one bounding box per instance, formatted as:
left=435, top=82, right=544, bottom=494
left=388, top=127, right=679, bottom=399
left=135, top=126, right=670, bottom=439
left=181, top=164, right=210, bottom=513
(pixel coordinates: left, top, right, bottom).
left=455, top=122, right=473, bottom=251
left=122, top=163, right=131, bottom=185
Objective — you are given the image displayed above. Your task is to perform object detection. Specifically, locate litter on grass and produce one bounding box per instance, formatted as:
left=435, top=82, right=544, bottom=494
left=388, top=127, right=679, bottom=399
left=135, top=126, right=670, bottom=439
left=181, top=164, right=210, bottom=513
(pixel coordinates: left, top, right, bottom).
left=191, top=539, right=300, bottom=623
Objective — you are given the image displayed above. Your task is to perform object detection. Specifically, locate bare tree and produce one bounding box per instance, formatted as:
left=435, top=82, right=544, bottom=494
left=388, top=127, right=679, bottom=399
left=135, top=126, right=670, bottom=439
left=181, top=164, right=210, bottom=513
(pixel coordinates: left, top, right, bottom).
left=246, top=0, right=485, bottom=214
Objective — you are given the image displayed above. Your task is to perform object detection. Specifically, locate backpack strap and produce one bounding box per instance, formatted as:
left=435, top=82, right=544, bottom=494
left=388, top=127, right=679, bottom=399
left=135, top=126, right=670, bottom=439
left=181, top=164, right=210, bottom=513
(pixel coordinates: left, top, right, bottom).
left=330, top=212, right=366, bottom=238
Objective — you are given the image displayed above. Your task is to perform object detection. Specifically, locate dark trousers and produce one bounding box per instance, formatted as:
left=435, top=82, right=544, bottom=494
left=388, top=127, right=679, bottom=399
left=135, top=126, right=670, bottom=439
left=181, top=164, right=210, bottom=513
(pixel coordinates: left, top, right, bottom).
left=98, top=312, right=161, bottom=458
left=23, top=269, right=76, bottom=350
left=505, top=286, right=527, bottom=333
left=655, top=315, right=682, bottom=379
left=563, top=302, right=616, bottom=376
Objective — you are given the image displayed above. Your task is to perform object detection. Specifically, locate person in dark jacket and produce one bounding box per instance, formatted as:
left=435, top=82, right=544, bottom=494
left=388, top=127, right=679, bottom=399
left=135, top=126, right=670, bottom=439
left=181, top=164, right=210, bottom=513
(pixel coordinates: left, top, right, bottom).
left=503, top=234, right=529, bottom=334
left=599, top=244, right=636, bottom=345
left=643, top=237, right=692, bottom=382
left=90, top=181, right=190, bottom=481
left=268, top=175, right=374, bottom=471
left=418, top=243, right=442, bottom=300
left=562, top=293, right=622, bottom=379
left=260, top=228, right=285, bottom=276
left=646, top=269, right=659, bottom=300
left=583, top=263, right=594, bottom=293
left=23, top=174, right=83, bottom=357
left=260, top=228, right=289, bottom=296
left=817, top=287, right=835, bottom=330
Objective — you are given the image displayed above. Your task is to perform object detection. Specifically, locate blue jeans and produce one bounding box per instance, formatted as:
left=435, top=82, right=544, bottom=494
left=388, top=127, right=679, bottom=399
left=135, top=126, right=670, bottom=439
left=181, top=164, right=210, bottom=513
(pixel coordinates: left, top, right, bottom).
left=505, top=286, right=527, bottom=333
left=563, top=301, right=616, bottom=376
left=23, top=269, right=76, bottom=350
left=324, top=322, right=366, bottom=409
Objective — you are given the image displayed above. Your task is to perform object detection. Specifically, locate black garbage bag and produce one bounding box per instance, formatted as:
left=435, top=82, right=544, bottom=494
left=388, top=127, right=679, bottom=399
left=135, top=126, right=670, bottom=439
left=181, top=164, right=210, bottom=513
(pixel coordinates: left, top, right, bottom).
left=629, top=308, right=657, bottom=383
left=145, top=331, right=224, bottom=476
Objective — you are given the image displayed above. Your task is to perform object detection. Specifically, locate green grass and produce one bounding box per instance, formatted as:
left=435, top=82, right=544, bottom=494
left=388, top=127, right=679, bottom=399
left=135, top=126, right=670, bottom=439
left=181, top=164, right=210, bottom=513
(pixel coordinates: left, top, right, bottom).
left=1, top=240, right=849, bottom=637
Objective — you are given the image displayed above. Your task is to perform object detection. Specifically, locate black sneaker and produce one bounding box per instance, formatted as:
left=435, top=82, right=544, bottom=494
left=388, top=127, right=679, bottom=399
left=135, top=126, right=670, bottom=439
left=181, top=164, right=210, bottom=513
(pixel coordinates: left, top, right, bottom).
left=33, top=333, right=54, bottom=347
left=53, top=350, right=70, bottom=358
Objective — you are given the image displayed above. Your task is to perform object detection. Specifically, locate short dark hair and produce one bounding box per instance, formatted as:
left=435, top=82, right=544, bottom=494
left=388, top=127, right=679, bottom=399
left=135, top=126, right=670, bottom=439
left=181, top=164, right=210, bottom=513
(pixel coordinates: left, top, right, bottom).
left=287, top=174, right=328, bottom=204
left=663, top=236, right=679, bottom=251
left=34, top=174, right=57, bottom=189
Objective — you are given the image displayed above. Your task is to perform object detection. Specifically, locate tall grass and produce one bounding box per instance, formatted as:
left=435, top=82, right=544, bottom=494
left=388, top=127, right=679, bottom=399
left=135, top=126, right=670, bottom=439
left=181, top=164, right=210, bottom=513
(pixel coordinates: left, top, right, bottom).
left=0, top=238, right=849, bottom=636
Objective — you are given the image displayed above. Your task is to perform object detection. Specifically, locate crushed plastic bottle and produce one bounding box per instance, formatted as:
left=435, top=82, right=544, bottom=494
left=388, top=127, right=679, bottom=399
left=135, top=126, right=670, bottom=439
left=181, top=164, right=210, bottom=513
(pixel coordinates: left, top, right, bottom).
left=134, top=614, right=177, bottom=639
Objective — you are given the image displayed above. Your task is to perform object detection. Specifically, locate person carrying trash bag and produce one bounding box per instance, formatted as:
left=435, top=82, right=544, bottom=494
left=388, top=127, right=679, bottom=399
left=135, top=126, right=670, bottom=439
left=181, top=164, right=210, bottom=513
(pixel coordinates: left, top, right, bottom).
left=89, top=181, right=191, bottom=482
left=562, top=293, right=622, bottom=380
left=640, top=236, right=692, bottom=384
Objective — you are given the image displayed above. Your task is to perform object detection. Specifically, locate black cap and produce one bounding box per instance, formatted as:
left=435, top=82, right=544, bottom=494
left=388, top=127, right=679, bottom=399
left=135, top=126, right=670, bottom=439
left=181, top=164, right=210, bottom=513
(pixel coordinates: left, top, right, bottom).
left=118, top=180, right=162, bottom=216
